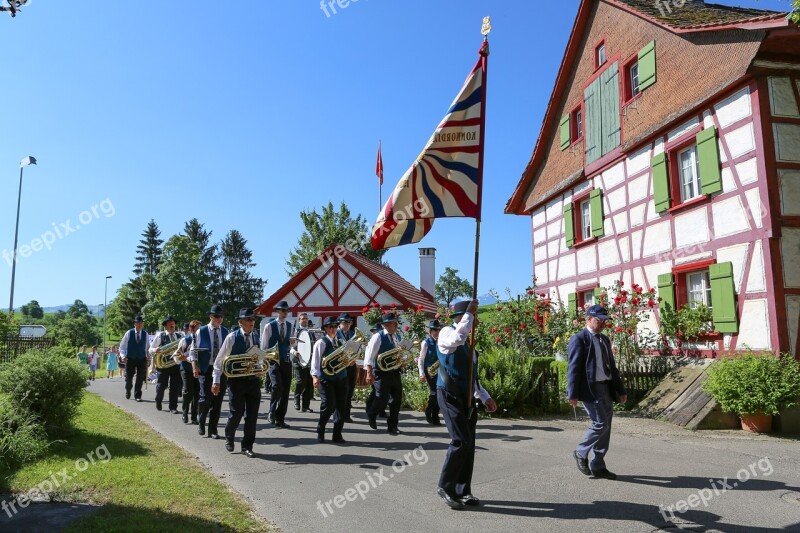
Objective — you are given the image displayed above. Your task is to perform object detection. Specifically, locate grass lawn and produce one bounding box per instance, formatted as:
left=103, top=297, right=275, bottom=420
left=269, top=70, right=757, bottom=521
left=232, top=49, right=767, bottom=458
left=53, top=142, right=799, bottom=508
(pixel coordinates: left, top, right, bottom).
left=0, top=392, right=273, bottom=532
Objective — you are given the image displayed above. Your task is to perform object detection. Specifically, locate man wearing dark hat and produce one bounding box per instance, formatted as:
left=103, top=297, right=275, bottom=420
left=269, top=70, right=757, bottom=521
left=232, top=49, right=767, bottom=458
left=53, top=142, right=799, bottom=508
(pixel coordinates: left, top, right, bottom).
left=364, top=312, right=405, bottom=435
left=212, top=308, right=263, bottom=458
left=363, top=320, right=385, bottom=417
left=310, top=316, right=348, bottom=443
left=177, top=320, right=202, bottom=424
left=119, top=315, right=149, bottom=402
left=568, top=304, right=627, bottom=480
left=150, top=315, right=184, bottom=413
left=436, top=299, right=497, bottom=510
left=336, top=313, right=357, bottom=423
left=190, top=305, right=229, bottom=439
left=261, top=300, right=294, bottom=428
left=418, top=319, right=443, bottom=425
left=292, top=312, right=314, bottom=413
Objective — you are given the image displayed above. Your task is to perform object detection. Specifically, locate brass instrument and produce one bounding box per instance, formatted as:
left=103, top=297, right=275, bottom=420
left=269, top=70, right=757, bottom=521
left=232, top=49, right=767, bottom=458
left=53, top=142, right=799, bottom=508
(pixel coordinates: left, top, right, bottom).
left=322, top=328, right=368, bottom=376
left=427, top=361, right=440, bottom=377
left=223, top=345, right=279, bottom=378
left=377, top=339, right=420, bottom=372
left=153, top=338, right=184, bottom=369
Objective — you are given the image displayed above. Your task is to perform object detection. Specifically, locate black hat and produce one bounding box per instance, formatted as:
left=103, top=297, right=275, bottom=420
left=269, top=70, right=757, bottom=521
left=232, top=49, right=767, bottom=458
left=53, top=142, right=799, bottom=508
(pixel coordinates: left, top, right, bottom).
left=337, top=313, right=354, bottom=323
left=133, top=315, right=144, bottom=323
left=274, top=301, right=290, bottom=311
left=182, top=323, right=190, bottom=329
left=238, top=308, right=258, bottom=319
left=382, top=312, right=399, bottom=324
left=209, top=304, right=224, bottom=315
left=162, top=315, right=176, bottom=326
left=369, top=321, right=382, bottom=332
left=586, top=305, right=610, bottom=321
left=322, top=316, right=338, bottom=328
left=428, top=319, right=442, bottom=330
left=451, top=300, right=471, bottom=318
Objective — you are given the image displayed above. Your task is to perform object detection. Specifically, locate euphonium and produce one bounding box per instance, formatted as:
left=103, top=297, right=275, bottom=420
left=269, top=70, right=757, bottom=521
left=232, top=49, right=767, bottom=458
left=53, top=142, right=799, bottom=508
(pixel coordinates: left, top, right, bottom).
left=322, top=328, right=368, bottom=376
left=427, top=361, right=440, bottom=377
left=154, top=338, right=183, bottom=369
left=377, top=339, right=420, bottom=372
left=223, top=345, right=279, bottom=378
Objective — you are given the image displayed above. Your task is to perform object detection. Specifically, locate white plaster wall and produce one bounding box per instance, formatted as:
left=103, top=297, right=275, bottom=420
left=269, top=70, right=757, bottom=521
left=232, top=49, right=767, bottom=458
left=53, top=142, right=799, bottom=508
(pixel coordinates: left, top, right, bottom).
left=744, top=188, right=764, bottom=229
left=668, top=117, right=700, bottom=143
left=545, top=197, right=563, bottom=222
left=644, top=261, right=674, bottom=299
left=534, top=244, right=548, bottom=262
left=574, top=180, right=592, bottom=196
left=736, top=299, right=771, bottom=350
left=321, top=271, right=335, bottom=293
left=549, top=259, right=559, bottom=281
left=547, top=239, right=560, bottom=258
left=602, top=162, right=626, bottom=189
left=746, top=240, right=766, bottom=294
left=294, top=274, right=318, bottom=298
left=674, top=207, right=710, bottom=248
left=532, top=207, right=546, bottom=228
left=613, top=212, right=628, bottom=233
left=716, top=243, right=749, bottom=293
left=598, top=240, right=621, bottom=269
left=603, top=218, right=614, bottom=237
left=374, top=290, right=394, bottom=307
left=715, top=86, right=751, bottom=128
left=712, top=196, right=751, bottom=238
left=779, top=169, right=800, bottom=216
left=535, top=263, right=548, bottom=285
left=340, top=283, right=369, bottom=306
left=559, top=253, right=576, bottom=279
left=781, top=227, right=800, bottom=287
left=599, top=273, right=620, bottom=292
left=736, top=157, right=758, bottom=186
left=626, top=144, right=651, bottom=176
left=631, top=230, right=643, bottom=261
left=786, top=295, right=800, bottom=356
left=576, top=245, right=597, bottom=275
left=724, top=123, right=756, bottom=160
left=357, top=275, right=379, bottom=296
left=768, top=77, right=800, bottom=117
left=339, top=259, right=358, bottom=278
left=628, top=174, right=649, bottom=204
left=674, top=250, right=713, bottom=266
left=533, top=226, right=547, bottom=244
left=607, top=187, right=627, bottom=213
left=721, top=167, right=737, bottom=193
left=653, top=138, right=665, bottom=157
left=645, top=199, right=659, bottom=222
left=547, top=220, right=562, bottom=241
left=703, top=109, right=714, bottom=129
left=629, top=203, right=646, bottom=228
left=619, top=236, right=631, bottom=263
left=641, top=220, right=673, bottom=257
left=774, top=123, right=800, bottom=162
left=637, top=309, right=659, bottom=339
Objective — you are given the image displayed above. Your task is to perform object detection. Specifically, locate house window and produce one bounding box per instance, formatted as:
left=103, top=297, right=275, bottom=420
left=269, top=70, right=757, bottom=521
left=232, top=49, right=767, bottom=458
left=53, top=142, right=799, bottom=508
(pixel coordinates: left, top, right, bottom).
left=623, top=58, right=640, bottom=102
left=570, top=106, right=582, bottom=143
left=580, top=199, right=592, bottom=240
left=678, top=145, right=701, bottom=203
left=687, top=270, right=712, bottom=309
left=581, top=289, right=595, bottom=308
left=596, top=43, right=606, bottom=69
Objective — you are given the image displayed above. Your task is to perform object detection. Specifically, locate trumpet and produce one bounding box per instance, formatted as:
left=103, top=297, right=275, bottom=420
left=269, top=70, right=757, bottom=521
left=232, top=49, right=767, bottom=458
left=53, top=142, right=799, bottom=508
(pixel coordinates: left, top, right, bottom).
left=427, top=361, right=440, bottom=377
left=377, top=339, right=420, bottom=372
left=153, top=338, right=184, bottom=369
left=222, top=345, right=279, bottom=378
left=323, top=328, right=368, bottom=376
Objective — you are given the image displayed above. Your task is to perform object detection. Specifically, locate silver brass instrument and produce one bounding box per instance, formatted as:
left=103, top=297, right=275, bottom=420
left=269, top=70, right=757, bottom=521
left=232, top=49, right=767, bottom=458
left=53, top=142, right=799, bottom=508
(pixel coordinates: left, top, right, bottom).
left=322, top=328, right=368, bottom=376
left=223, top=345, right=279, bottom=378
left=377, top=338, right=420, bottom=372
left=427, top=361, right=440, bottom=377
left=153, top=338, right=184, bottom=369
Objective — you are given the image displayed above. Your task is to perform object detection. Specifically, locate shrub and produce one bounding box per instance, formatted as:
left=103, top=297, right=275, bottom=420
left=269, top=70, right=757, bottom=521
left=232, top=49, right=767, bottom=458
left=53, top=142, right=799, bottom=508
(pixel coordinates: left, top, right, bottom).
left=401, top=368, right=430, bottom=411
left=0, top=395, right=50, bottom=469
left=0, top=349, right=88, bottom=436
left=703, top=352, right=800, bottom=416
left=479, top=347, right=537, bottom=416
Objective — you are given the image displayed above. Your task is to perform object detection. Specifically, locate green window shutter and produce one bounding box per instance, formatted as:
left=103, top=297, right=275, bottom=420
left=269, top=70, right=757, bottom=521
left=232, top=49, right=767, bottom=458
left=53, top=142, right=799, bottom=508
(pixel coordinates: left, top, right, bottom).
left=697, top=126, right=722, bottom=196
left=651, top=152, right=671, bottom=213
left=568, top=293, right=578, bottom=318
left=563, top=203, right=575, bottom=248
left=657, top=273, right=675, bottom=315
left=637, top=40, right=656, bottom=91
left=584, top=78, right=602, bottom=164
left=590, top=189, right=605, bottom=237
left=593, top=287, right=603, bottom=304
left=600, top=62, right=621, bottom=156
left=709, top=262, right=738, bottom=333
left=559, top=114, right=571, bottom=150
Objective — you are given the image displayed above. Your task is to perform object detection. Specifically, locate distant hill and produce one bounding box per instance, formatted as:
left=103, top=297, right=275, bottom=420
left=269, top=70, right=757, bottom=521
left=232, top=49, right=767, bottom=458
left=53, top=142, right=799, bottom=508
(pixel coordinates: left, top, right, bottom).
left=36, top=304, right=105, bottom=316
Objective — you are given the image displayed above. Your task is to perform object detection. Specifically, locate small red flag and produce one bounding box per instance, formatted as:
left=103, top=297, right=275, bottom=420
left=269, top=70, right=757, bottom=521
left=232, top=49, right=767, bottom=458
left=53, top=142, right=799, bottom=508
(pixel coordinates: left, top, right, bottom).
left=376, top=142, right=384, bottom=186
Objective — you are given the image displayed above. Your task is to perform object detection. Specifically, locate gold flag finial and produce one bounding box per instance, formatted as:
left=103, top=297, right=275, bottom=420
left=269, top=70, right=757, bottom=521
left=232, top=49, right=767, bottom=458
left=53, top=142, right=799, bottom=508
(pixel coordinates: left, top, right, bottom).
left=481, top=16, right=492, bottom=37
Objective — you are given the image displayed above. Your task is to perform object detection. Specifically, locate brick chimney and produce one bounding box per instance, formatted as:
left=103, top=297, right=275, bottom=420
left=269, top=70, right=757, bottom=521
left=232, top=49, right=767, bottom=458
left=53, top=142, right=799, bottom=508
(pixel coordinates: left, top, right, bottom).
left=419, top=247, right=436, bottom=300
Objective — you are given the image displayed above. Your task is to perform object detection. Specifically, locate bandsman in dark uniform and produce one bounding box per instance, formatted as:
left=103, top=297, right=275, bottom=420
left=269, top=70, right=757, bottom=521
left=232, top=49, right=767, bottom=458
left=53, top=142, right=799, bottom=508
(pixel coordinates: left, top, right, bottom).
left=311, top=316, right=348, bottom=443
left=436, top=299, right=497, bottom=510
left=418, top=319, right=443, bottom=425
left=119, top=315, right=149, bottom=402
left=190, top=305, right=229, bottom=439
left=261, top=300, right=294, bottom=428
left=177, top=320, right=202, bottom=425
left=336, top=313, right=357, bottom=423
left=150, top=315, right=184, bottom=413
left=364, top=312, right=404, bottom=436
left=212, top=308, right=263, bottom=458
left=292, top=312, right=314, bottom=413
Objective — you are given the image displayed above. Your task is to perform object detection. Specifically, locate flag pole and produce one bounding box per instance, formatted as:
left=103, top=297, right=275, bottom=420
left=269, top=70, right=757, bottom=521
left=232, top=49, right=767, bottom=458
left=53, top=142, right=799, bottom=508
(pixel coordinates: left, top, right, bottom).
left=378, top=140, right=382, bottom=212
left=468, top=19, right=490, bottom=418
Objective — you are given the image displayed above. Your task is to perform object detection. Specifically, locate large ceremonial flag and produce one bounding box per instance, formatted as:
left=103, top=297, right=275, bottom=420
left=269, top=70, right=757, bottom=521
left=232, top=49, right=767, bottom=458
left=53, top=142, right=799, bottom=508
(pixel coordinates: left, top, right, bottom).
left=371, top=40, right=488, bottom=250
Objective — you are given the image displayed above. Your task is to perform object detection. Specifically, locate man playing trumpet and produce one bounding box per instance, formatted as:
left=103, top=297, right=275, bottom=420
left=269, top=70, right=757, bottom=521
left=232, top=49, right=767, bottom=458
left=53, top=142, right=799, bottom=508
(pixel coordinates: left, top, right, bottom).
left=311, top=316, right=348, bottom=443
left=364, top=312, right=405, bottom=436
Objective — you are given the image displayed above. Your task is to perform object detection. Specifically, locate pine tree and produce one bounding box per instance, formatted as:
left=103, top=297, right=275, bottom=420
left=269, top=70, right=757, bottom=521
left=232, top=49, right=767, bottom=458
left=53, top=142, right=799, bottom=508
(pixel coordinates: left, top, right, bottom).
left=218, top=230, right=267, bottom=325
left=133, top=219, right=163, bottom=278
left=182, top=218, right=221, bottom=303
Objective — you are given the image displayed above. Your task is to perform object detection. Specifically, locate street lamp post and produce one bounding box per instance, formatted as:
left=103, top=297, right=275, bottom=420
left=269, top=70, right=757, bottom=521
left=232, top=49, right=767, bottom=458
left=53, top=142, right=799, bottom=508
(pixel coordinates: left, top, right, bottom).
left=103, top=275, right=112, bottom=351
left=8, top=156, right=37, bottom=316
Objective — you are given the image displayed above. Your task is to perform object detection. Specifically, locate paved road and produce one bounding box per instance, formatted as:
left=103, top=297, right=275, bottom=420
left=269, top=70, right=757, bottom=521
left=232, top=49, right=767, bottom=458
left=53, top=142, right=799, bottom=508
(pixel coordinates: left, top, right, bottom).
left=89, top=378, right=800, bottom=532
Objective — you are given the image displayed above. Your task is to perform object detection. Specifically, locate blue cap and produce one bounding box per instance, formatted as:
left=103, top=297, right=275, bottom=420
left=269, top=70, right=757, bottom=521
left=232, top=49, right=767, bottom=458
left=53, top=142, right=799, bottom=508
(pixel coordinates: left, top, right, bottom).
left=586, top=305, right=609, bottom=320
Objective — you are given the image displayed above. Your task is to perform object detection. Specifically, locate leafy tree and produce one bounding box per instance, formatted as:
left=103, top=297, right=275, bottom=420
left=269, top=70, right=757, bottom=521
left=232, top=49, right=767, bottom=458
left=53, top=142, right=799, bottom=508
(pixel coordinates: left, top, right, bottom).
left=26, top=300, right=44, bottom=319
left=106, top=278, right=149, bottom=335
left=219, top=230, right=267, bottom=325
left=0, top=311, right=17, bottom=339
left=435, top=267, right=474, bottom=309
left=182, top=218, right=221, bottom=302
left=286, top=201, right=386, bottom=275
left=142, top=236, right=213, bottom=327
left=792, top=1, right=799, bottom=24
left=53, top=300, right=100, bottom=346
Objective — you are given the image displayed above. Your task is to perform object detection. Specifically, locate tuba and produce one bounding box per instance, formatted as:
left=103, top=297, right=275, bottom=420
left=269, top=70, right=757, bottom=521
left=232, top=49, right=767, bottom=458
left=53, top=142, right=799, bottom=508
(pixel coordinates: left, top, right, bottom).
left=223, top=345, right=279, bottom=378
left=377, top=338, right=420, bottom=372
left=154, top=338, right=184, bottom=369
left=322, top=328, right=368, bottom=376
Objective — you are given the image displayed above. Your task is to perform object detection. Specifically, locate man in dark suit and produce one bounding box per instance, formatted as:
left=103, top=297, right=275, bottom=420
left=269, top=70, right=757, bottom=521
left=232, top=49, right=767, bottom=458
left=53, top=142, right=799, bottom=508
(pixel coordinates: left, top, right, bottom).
left=567, top=304, right=627, bottom=480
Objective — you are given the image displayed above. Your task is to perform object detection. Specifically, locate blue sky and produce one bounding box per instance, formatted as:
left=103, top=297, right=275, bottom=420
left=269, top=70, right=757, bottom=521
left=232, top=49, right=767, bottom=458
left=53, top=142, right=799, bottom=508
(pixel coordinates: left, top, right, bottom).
left=0, top=0, right=791, bottom=309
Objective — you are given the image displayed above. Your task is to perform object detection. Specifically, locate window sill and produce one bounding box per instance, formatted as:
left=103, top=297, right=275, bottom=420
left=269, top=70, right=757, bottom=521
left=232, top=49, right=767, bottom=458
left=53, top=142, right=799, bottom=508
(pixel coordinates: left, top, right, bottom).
left=666, top=194, right=710, bottom=214
left=569, top=137, right=583, bottom=148
left=622, top=92, right=642, bottom=108
left=572, top=236, right=598, bottom=249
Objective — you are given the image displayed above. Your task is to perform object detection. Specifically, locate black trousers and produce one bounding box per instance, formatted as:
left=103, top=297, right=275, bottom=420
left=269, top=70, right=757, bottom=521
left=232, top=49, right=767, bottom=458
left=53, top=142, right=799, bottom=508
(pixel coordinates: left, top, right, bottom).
left=425, top=374, right=440, bottom=419
left=225, top=376, right=261, bottom=451
left=268, top=360, right=292, bottom=422
left=366, top=370, right=402, bottom=430
left=344, top=365, right=357, bottom=420
left=437, top=387, right=478, bottom=497
left=155, top=365, right=182, bottom=410
left=124, top=359, right=148, bottom=399
left=180, top=365, right=199, bottom=420
left=318, top=378, right=347, bottom=438
left=198, top=367, right=226, bottom=435
left=293, top=364, right=313, bottom=410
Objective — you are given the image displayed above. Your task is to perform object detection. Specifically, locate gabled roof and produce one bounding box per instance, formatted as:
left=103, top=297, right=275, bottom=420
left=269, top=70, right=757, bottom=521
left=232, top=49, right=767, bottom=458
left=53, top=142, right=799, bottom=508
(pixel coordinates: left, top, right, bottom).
left=505, top=0, right=791, bottom=216
left=254, top=244, right=436, bottom=316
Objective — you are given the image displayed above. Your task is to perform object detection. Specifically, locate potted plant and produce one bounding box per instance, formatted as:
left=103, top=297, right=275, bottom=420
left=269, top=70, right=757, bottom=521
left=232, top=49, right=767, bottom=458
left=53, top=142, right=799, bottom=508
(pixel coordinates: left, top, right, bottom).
left=703, top=352, right=800, bottom=433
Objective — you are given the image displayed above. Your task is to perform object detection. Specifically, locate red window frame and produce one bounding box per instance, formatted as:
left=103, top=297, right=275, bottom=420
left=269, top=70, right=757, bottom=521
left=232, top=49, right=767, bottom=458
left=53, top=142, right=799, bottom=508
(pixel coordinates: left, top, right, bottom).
left=673, top=260, right=716, bottom=311
left=622, top=53, right=641, bottom=105
left=570, top=104, right=583, bottom=144
left=577, top=284, right=600, bottom=308
left=594, top=39, right=607, bottom=70
left=571, top=190, right=595, bottom=247
left=663, top=125, right=709, bottom=213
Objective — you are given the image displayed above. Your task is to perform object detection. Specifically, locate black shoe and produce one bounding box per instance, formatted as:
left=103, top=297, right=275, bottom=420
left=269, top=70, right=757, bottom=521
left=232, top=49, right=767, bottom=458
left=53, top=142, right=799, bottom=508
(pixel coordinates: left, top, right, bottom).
left=431, top=417, right=442, bottom=426
left=268, top=413, right=276, bottom=425
left=388, top=428, right=400, bottom=436
left=198, top=425, right=206, bottom=436
left=210, top=433, right=221, bottom=440
left=591, top=468, right=617, bottom=480
left=573, top=451, right=591, bottom=476
left=302, top=407, right=313, bottom=413
left=437, top=488, right=465, bottom=510
left=191, top=419, right=199, bottom=425
left=460, top=494, right=480, bottom=506
left=317, top=431, right=325, bottom=443
left=294, top=403, right=301, bottom=411
left=156, top=403, right=162, bottom=411
left=125, top=392, right=131, bottom=400
left=345, top=417, right=354, bottom=423
left=368, top=417, right=377, bottom=430
left=225, top=441, right=234, bottom=452
left=135, top=398, right=142, bottom=402
left=170, top=409, right=179, bottom=414
left=183, top=414, right=189, bottom=424
left=332, top=435, right=346, bottom=444
left=276, top=421, right=290, bottom=429
left=243, top=449, right=256, bottom=458
left=379, top=411, right=388, bottom=418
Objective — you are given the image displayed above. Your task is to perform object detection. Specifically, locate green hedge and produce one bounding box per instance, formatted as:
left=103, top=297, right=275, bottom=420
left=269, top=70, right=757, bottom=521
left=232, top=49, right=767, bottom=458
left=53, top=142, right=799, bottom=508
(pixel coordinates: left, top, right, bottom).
left=0, top=394, right=50, bottom=470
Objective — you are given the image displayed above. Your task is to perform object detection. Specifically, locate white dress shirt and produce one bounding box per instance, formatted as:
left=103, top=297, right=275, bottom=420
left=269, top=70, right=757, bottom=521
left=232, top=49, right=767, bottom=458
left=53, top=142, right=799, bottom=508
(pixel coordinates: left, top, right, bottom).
left=418, top=340, right=431, bottom=377
left=119, top=328, right=145, bottom=358
left=188, top=322, right=222, bottom=363
left=363, top=330, right=400, bottom=368
left=212, top=329, right=256, bottom=385
left=149, top=330, right=180, bottom=355
left=437, top=312, right=490, bottom=403
left=310, top=334, right=337, bottom=379
left=260, top=319, right=292, bottom=350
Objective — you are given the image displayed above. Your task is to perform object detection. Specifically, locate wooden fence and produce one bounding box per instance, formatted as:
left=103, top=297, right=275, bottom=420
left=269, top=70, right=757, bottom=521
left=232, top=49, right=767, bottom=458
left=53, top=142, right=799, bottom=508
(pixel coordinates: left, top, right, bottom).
left=0, top=337, right=57, bottom=364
